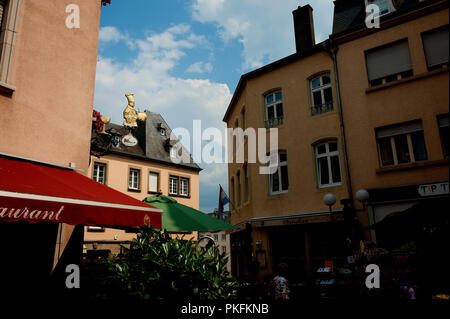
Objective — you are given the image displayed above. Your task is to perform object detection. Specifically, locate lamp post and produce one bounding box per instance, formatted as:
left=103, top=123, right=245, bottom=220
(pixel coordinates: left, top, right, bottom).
left=323, top=193, right=337, bottom=222
left=355, top=189, right=371, bottom=241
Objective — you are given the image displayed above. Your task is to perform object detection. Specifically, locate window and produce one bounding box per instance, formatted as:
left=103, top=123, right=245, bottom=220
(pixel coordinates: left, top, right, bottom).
left=243, top=164, right=249, bottom=203
left=93, top=163, right=106, bottom=185
left=160, top=128, right=166, bottom=136
left=438, top=114, right=449, bottom=158
left=269, top=152, right=289, bottom=195
left=87, top=226, right=105, bottom=232
left=214, top=234, right=219, bottom=242
left=236, top=171, right=241, bottom=206
left=241, top=108, right=246, bottom=130
left=230, top=178, right=235, bottom=208
left=149, top=172, right=159, bottom=193
left=180, top=177, right=189, bottom=196
left=366, top=0, right=393, bottom=16
left=222, top=234, right=226, bottom=242
left=422, top=26, right=449, bottom=71
left=169, top=176, right=179, bottom=195
left=366, top=40, right=413, bottom=86
left=376, top=121, right=428, bottom=167
left=222, top=246, right=227, bottom=254
left=129, top=168, right=140, bottom=190
left=311, top=74, right=333, bottom=115
left=0, top=0, right=21, bottom=92
left=265, top=91, right=284, bottom=128
left=316, top=142, right=342, bottom=188
left=169, top=176, right=189, bottom=196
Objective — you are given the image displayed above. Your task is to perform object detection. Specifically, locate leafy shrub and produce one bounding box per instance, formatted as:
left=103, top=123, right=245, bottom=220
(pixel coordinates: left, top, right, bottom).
left=106, top=226, right=238, bottom=301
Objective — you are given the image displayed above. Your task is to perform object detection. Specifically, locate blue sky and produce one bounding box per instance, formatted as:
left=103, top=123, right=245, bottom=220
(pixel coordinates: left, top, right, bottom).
left=94, top=0, right=335, bottom=212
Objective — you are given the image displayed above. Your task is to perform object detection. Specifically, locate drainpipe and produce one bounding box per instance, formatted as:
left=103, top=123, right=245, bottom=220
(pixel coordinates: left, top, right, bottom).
left=323, top=39, right=354, bottom=205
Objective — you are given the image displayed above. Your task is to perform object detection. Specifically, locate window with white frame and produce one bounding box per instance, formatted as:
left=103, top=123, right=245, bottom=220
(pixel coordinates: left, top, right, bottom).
left=438, top=114, right=449, bottom=158
left=93, top=163, right=106, bottom=184
left=366, top=39, right=413, bottom=87
left=269, top=152, right=289, bottom=195
left=148, top=172, right=159, bottom=193
left=169, top=176, right=178, bottom=195
left=316, top=142, right=342, bottom=188
left=180, top=177, right=189, bottom=196
left=376, top=121, right=428, bottom=167
left=311, top=74, right=333, bottom=115
left=265, top=91, right=284, bottom=128
left=422, top=26, right=449, bottom=71
left=129, top=168, right=140, bottom=190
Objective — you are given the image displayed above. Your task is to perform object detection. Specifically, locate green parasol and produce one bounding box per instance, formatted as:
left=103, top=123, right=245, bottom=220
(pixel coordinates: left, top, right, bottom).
left=142, top=194, right=235, bottom=232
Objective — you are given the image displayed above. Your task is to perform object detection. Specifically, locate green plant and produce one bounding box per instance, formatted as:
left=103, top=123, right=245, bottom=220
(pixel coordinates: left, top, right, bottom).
left=105, top=226, right=238, bottom=301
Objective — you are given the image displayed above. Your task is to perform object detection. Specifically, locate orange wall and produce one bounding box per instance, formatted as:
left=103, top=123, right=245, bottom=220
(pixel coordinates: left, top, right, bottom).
left=336, top=8, right=449, bottom=210
left=226, top=51, right=349, bottom=226
left=0, top=0, right=101, bottom=173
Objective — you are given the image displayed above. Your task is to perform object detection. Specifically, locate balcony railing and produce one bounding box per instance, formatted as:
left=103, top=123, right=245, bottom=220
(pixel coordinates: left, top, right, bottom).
left=312, top=102, right=333, bottom=116
left=265, top=116, right=284, bottom=128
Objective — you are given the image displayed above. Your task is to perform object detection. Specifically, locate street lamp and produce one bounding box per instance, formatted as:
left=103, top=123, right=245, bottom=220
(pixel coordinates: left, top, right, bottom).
left=323, top=193, right=337, bottom=221
left=355, top=189, right=369, bottom=208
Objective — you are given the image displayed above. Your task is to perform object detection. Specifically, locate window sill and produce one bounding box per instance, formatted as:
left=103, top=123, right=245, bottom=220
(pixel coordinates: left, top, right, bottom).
left=0, top=81, right=16, bottom=94
left=147, top=191, right=160, bottom=195
left=366, top=67, right=449, bottom=93
left=169, top=194, right=191, bottom=199
left=376, top=159, right=448, bottom=174
left=128, top=188, right=142, bottom=193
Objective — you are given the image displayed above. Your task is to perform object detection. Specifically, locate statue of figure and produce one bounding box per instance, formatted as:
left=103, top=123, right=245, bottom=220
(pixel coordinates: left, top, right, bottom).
left=123, top=93, right=147, bottom=128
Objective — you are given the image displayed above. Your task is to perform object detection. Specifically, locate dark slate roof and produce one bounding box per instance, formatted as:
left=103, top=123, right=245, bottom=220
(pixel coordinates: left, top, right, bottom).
left=332, top=0, right=445, bottom=36
left=93, top=111, right=202, bottom=171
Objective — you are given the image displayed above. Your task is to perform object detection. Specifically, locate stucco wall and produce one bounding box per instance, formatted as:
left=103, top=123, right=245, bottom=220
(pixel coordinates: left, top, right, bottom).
left=0, top=0, right=101, bottom=173
left=226, top=51, right=349, bottom=226
left=336, top=8, right=449, bottom=207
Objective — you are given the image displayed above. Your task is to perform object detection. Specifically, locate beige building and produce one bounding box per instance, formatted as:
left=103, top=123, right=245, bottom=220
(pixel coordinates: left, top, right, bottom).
left=224, top=1, right=449, bottom=291
left=224, top=6, right=352, bottom=282
left=85, top=110, right=202, bottom=257
left=332, top=0, right=449, bottom=242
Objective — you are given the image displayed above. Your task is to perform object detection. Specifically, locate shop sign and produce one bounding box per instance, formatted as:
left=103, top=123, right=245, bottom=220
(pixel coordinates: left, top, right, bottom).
left=121, top=133, right=138, bottom=147
left=418, top=182, right=449, bottom=197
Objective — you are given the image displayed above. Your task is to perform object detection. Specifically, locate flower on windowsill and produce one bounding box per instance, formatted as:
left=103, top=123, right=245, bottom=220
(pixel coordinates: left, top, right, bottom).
left=92, top=109, right=104, bottom=132
left=101, top=0, right=111, bottom=6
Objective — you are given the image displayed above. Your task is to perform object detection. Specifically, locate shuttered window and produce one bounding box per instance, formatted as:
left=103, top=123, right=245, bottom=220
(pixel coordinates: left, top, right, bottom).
left=366, top=40, right=413, bottom=86
left=422, top=26, right=449, bottom=70
left=149, top=172, right=159, bottom=193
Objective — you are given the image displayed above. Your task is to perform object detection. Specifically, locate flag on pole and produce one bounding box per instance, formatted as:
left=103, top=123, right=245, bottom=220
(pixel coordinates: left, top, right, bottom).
left=218, top=185, right=230, bottom=212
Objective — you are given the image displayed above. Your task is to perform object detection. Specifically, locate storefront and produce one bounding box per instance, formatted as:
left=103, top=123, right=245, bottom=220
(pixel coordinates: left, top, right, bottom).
left=366, top=181, right=449, bottom=299
left=0, top=154, right=162, bottom=295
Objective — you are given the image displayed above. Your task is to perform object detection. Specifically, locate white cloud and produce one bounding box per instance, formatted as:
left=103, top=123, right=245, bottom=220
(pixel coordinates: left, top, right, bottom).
left=186, top=61, right=213, bottom=73
left=192, top=0, right=334, bottom=70
left=99, top=26, right=135, bottom=49
left=94, top=25, right=232, bottom=211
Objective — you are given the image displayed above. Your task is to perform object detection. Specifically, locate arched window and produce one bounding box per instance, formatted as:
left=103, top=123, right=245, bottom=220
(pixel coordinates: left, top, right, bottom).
left=315, top=142, right=342, bottom=188
left=265, top=91, right=283, bottom=128
left=310, top=74, right=333, bottom=115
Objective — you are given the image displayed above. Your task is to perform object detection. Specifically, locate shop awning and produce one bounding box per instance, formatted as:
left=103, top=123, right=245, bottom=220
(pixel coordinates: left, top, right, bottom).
left=0, top=155, right=162, bottom=228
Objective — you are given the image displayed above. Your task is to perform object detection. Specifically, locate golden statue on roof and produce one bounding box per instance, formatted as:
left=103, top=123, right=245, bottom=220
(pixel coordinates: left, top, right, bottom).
left=123, top=93, right=147, bottom=128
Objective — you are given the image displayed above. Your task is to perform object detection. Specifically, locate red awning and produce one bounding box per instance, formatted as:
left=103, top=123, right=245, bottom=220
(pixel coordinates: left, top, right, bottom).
left=0, top=155, right=162, bottom=228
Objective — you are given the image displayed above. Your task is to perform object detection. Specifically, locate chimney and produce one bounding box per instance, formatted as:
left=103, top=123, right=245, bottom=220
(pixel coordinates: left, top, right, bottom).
left=292, top=5, right=315, bottom=53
